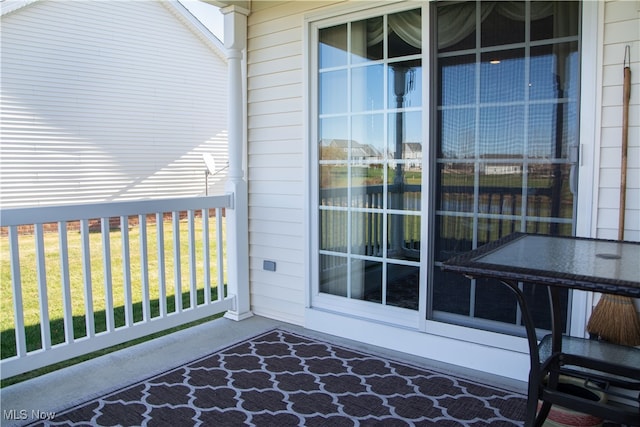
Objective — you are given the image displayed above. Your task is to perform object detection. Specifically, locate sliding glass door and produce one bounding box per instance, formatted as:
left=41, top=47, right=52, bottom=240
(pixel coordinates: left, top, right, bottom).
left=431, top=1, right=580, bottom=333
left=313, top=1, right=580, bottom=335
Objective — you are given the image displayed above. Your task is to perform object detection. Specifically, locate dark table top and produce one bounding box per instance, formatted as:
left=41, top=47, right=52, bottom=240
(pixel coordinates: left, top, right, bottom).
left=441, top=233, right=640, bottom=297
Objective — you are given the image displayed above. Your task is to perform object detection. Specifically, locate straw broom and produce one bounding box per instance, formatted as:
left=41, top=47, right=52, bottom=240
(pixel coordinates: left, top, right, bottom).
left=586, top=46, right=640, bottom=347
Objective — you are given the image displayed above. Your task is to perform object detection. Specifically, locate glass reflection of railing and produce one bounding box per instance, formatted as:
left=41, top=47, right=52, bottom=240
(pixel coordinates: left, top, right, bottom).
left=320, top=184, right=421, bottom=208
left=319, top=184, right=421, bottom=259
left=436, top=185, right=566, bottom=261
left=321, top=185, right=563, bottom=261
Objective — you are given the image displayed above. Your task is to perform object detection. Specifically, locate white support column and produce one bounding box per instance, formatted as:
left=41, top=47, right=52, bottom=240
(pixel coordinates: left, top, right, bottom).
left=221, top=5, right=252, bottom=321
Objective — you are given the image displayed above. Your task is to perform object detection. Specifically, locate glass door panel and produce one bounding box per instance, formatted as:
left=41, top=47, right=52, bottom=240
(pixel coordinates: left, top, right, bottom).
left=317, top=8, right=423, bottom=313
left=432, top=1, right=580, bottom=334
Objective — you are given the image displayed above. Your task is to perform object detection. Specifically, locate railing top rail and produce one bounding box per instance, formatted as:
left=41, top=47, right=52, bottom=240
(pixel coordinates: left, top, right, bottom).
left=0, top=194, right=233, bottom=227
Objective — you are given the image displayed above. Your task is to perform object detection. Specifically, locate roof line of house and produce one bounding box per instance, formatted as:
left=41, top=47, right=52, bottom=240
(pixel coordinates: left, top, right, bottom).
left=164, top=0, right=228, bottom=62
left=0, top=0, right=37, bottom=16
left=1, top=0, right=228, bottom=63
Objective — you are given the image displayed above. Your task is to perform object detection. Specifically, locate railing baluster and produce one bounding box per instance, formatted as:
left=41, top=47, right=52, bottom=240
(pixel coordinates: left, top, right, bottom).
left=172, top=211, right=182, bottom=313
left=202, top=209, right=211, bottom=304
left=216, top=208, right=224, bottom=301
left=9, top=226, right=27, bottom=357
left=188, top=210, right=197, bottom=308
left=156, top=213, right=167, bottom=317
left=80, top=219, right=95, bottom=338
left=139, top=214, right=150, bottom=322
left=101, top=218, right=115, bottom=332
left=121, top=216, right=133, bottom=327
left=59, top=221, right=74, bottom=343
left=34, top=224, right=51, bottom=350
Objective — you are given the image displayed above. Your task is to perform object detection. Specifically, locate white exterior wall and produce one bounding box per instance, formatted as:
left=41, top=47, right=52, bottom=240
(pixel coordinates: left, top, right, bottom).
left=596, top=0, right=640, bottom=314
left=0, top=0, right=228, bottom=207
left=596, top=0, right=640, bottom=242
left=246, top=1, right=339, bottom=324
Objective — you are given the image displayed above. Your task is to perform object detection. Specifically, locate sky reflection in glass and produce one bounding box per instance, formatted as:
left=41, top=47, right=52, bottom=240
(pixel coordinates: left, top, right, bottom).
left=352, top=65, right=384, bottom=112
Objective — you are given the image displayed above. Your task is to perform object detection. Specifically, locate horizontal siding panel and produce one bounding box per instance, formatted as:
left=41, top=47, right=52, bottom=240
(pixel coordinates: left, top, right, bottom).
left=251, top=295, right=305, bottom=325
left=599, top=127, right=621, bottom=148
left=248, top=55, right=302, bottom=78
left=250, top=261, right=305, bottom=283
left=249, top=83, right=303, bottom=103
left=596, top=226, right=620, bottom=240
left=248, top=27, right=301, bottom=51
left=249, top=181, right=303, bottom=196
left=603, top=19, right=640, bottom=45
left=249, top=1, right=331, bottom=25
left=249, top=154, right=304, bottom=169
left=249, top=14, right=303, bottom=39
left=251, top=284, right=304, bottom=305
left=600, top=147, right=624, bottom=167
left=249, top=41, right=302, bottom=65
left=629, top=146, right=640, bottom=168
left=601, top=105, right=624, bottom=127
left=598, top=207, right=621, bottom=229
left=598, top=187, right=620, bottom=208
left=249, top=206, right=302, bottom=223
left=248, top=70, right=303, bottom=90
left=248, top=167, right=302, bottom=182
left=249, top=1, right=289, bottom=16
left=601, top=106, right=639, bottom=133
left=249, top=139, right=303, bottom=155
left=621, top=230, right=640, bottom=242
left=600, top=84, right=619, bottom=106
left=604, top=0, right=640, bottom=23
left=602, top=41, right=639, bottom=65
left=250, top=218, right=303, bottom=236
left=599, top=168, right=621, bottom=189
left=250, top=258, right=305, bottom=280
left=248, top=127, right=302, bottom=144
left=628, top=105, right=640, bottom=127
left=626, top=190, right=640, bottom=210
left=249, top=111, right=302, bottom=129
left=251, top=233, right=303, bottom=251
left=251, top=272, right=306, bottom=295
left=629, top=122, right=640, bottom=147
left=249, top=193, right=303, bottom=209
left=601, top=64, right=624, bottom=87
left=248, top=98, right=302, bottom=116
left=251, top=244, right=303, bottom=264
left=627, top=168, right=640, bottom=190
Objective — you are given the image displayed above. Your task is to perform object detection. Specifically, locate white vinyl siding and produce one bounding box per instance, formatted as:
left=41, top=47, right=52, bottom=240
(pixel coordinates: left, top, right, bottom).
left=0, top=1, right=228, bottom=207
left=247, top=1, right=340, bottom=324
left=596, top=0, right=640, bottom=314
left=597, top=0, right=639, bottom=241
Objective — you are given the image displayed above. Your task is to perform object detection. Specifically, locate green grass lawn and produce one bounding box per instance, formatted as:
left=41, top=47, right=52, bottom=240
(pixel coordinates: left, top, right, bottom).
left=0, top=215, right=226, bottom=386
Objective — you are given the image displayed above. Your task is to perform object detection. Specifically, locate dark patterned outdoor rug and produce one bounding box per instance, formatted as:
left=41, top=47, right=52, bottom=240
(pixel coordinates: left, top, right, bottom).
left=31, top=329, right=527, bottom=426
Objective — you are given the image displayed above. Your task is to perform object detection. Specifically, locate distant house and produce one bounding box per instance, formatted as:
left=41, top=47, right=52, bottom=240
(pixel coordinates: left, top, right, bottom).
left=322, top=139, right=383, bottom=163
left=403, top=142, right=422, bottom=169
left=0, top=0, right=228, bottom=207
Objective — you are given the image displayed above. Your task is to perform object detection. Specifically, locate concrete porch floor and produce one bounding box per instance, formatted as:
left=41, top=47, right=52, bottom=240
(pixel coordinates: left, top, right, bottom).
left=1, top=315, right=526, bottom=426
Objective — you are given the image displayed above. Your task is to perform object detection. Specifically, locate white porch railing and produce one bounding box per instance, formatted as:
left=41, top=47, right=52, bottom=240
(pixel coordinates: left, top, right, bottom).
left=0, top=195, right=234, bottom=379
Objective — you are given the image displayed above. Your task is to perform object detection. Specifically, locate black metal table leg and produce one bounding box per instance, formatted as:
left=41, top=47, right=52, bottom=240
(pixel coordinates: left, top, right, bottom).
left=500, top=279, right=544, bottom=427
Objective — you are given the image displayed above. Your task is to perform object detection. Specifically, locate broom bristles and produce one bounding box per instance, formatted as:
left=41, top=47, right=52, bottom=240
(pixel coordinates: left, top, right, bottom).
left=586, top=294, right=640, bottom=346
